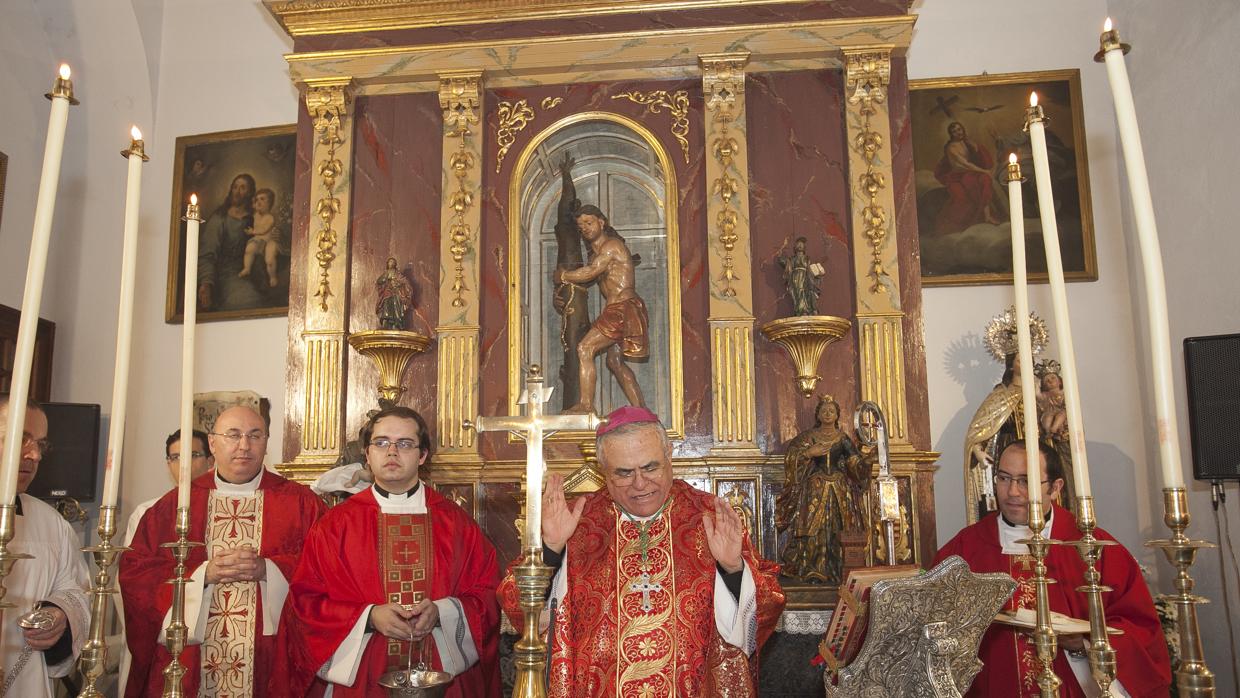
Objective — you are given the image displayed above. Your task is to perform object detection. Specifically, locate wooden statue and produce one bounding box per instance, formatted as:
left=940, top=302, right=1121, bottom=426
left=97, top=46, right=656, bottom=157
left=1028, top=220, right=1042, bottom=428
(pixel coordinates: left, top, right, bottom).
left=375, top=257, right=413, bottom=330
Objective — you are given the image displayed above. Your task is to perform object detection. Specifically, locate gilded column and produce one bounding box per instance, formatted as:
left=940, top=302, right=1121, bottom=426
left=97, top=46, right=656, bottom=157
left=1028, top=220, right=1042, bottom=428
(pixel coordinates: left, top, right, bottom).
left=292, top=78, right=355, bottom=470
left=842, top=49, right=909, bottom=443
left=700, top=53, right=758, bottom=453
left=435, top=71, right=484, bottom=463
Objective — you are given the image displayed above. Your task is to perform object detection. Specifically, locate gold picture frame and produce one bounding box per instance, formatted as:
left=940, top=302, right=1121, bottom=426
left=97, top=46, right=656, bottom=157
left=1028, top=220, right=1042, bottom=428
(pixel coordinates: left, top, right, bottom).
left=166, top=124, right=297, bottom=323
left=507, top=111, right=684, bottom=439
left=910, top=69, right=1098, bottom=287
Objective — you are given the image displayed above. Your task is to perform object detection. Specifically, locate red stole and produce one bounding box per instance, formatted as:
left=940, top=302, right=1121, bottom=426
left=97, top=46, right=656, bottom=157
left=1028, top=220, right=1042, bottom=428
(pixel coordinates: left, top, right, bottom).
left=377, top=510, right=435, bottom=670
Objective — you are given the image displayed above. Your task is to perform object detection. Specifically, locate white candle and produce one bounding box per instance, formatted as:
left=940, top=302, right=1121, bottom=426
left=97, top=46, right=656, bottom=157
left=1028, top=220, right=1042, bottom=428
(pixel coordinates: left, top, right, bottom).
left=1097, top=18, right=1184, bottom=490
left=526, top=424, right=542, bottom=551
left=178, top=194, right=202, bottom=510
left=102, top=126, right=148, bottom=508
left=1025, top=93, right=1091, bottom=498
left=0, top=64, right=76, bottom=506
left=1005, top=154, right=1043, bottom=507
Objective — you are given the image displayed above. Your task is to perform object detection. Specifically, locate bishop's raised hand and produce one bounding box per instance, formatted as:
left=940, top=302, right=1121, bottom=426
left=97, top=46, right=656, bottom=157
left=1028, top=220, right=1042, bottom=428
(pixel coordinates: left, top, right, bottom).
left=542, top=473, right=585, bottom=554
left=703, top=496, right=745, bottom=574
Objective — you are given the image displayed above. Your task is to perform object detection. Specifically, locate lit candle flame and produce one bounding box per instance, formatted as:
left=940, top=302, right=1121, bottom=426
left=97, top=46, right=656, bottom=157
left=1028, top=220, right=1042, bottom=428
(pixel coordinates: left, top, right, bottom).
left=59, top=64, right=71, bottom=79
left=131, top=126, right=142, bottom=141
left=190, top=193, right=198, bottom=205
left=1030, top=92, right=1039, bottom=107
left=1009, top=153, right=1018, bottom=164
left=1104, top=17, right=1113, bottom=32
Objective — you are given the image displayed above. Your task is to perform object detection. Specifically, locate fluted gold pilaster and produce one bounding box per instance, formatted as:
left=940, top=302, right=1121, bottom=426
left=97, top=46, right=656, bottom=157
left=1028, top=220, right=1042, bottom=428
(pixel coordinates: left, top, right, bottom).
left=298, top=330, right=346, bottom=461
left=709, top=320, right=757, bottom=450
left=856, top=313, right=907, bottom=443
left=436, top=327, right=480, bottom=460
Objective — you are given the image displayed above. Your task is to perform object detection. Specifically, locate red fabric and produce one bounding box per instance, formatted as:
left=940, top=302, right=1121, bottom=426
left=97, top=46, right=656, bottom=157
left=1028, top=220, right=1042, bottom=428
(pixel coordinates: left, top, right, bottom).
left=932, top=140, right=995, bottom=235
left=499, top=481, right=785, bottom=697
left=274, top=487, right=501, bottom=697
left=596, top=405, right=659, bottom=436
left=591, top=296, right=648, bottom=358
left=119, top=470, right=325, bottom=697
left=932, top=505, right=1171, bottom=697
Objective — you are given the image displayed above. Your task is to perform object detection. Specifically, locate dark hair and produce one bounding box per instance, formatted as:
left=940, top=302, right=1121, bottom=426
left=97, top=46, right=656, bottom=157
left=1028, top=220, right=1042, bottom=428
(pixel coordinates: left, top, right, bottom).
left=998, top=439, right=1064, bottom=484
left=358, top=406, right=432, bottom=459
left=217, top=173, right=256, bottom=217
left=0, top=393, right=44, bottom=415
left=165, top=428, right=210, bottom=459
left=254, top=187, right=275, bottom=204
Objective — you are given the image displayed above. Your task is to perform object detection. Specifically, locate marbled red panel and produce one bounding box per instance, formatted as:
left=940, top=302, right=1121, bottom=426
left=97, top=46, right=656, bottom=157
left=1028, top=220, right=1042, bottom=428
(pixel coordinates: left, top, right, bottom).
left=888, top=57, right=931, bottom=453
left=746, top=70, right=856, bottom=451
left=345, top=93, right=443, bottom=439
left=293, top=1, right=910, bottom=53
left=283, top=107, right=315, bottom=462
left=481, top=481, right=522, bottom=569
left=477, top=78, right=711, bottom=461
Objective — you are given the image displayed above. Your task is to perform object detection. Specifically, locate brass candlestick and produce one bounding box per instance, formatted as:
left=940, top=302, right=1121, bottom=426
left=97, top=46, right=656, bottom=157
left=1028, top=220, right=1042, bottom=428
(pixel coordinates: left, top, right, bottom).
left=1147, top=487, right=1216, bottom=697
left=511, top=547, right=554, bottom=698
left=161, top=506, right=202, bottom=698
left=1066, top=496, right=1118, bottom=697
left=0, top=502, right=32, bottom=688
left=1016, top=498, right=1061, bottom=698
left=76, top=505, right=131, bottom=697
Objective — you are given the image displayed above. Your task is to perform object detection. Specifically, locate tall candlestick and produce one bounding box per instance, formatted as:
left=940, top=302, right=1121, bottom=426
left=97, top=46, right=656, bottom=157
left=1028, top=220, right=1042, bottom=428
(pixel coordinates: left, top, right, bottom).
left=178, top=195, right=202, bottom=510
left=102, top=126, right=149, bottom=508
left=0, top=64, right=78, bottom=506
left=1005, top=154, right=1043, bottom=506
left=1096, top=19, right=1184, bottom=490
left=1025, top=93, right=1092, bottom=498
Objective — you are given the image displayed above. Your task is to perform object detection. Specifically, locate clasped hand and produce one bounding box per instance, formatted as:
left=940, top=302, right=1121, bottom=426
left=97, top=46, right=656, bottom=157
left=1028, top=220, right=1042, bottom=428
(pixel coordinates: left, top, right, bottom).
left=369, top=599, right=439, bottom=641
left=205, top=546, right=266, bottom=584
left=21, top=606, right=66, bottom=651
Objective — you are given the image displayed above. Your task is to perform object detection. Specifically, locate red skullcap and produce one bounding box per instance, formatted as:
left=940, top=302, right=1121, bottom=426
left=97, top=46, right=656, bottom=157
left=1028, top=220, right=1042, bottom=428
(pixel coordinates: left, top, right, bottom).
left=596, top=405, right=660, bottom=437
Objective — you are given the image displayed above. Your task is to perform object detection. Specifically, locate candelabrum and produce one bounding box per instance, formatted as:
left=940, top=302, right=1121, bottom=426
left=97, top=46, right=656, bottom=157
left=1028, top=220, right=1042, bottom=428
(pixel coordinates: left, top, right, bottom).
left=0, top=502, right=34, bottom=687
left=511, top=547, right=554, bottom=698
left=758, top=315, right=852, bottom=397
left=76, top=505, right=131, bottom=697
left=161, top=507, right=202, bottom=698
left=1147, top=487, right=1216, bottom=697
left=1065, top=496, right=1118, bottom=697
left=1016, top=498, right=1061, bottom=698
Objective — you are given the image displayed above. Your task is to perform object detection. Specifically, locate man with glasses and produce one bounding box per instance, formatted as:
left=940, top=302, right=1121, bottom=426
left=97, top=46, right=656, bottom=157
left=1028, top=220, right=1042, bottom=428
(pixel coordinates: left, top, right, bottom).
left=933, top=440, right=1170, bottom=697
left=276, top=405, right=500, bottom=696
left=0, top=394, right=90, bottom=698
left=499, top=406, right=785, bottom=696
left=120, top=406, right=325, bottom=696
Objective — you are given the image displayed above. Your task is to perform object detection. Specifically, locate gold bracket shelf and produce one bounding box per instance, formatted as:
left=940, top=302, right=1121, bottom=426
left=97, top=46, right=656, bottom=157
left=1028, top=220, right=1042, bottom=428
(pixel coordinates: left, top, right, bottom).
left=759, top=315, right=851, bottom=397
left=348, top=329, right=432, bottom=408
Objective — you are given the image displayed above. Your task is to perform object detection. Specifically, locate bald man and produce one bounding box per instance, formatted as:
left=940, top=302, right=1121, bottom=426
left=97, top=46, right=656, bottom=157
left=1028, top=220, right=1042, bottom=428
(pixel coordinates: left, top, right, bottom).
left=120, top=406, right=325, bottom=696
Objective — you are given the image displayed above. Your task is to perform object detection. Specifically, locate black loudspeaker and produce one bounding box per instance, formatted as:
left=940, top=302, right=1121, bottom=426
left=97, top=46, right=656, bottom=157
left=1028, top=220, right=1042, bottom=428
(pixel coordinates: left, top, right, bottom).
left=1184, top=334, right=1240, bottom=481
left=27, top=402, right=101, bottom=500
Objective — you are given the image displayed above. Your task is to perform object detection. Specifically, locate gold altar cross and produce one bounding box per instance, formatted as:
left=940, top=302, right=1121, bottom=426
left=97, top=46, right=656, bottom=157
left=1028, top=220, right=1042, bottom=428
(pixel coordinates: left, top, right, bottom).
left=629, top=571, right=663, bottom=613
left=466, top=365, right=601, bottom=549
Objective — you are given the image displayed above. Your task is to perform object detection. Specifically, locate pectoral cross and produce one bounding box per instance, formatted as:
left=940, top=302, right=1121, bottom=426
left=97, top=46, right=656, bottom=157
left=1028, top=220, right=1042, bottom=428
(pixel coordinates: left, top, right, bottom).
left=465, top=365, right=601, bottom=551
left=629, top=571, right=663, bottom=613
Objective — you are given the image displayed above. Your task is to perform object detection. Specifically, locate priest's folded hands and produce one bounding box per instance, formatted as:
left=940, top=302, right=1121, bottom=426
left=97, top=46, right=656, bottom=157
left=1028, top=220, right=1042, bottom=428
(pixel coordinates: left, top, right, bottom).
left=205, top=545, right=267, bottom=584
left=367, top=599, right=440, bottom=640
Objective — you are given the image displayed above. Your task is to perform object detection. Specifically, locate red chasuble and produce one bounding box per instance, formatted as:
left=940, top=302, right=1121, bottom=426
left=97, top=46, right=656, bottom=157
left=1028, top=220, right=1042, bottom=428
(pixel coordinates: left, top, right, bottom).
left=119, top=470, right=325, bottom=697
left=933, top=504, right=1171, bottom=697
left=499, top=480, right=785, bottom=698
left=275, top=486, right=501, bottom=697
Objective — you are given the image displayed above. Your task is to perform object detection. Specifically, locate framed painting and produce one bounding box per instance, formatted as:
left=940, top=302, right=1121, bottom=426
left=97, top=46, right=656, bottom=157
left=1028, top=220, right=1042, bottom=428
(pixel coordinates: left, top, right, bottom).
left=508, top=113, right=684, bottom=438
left=910, top=69, right=1098, bottom=286
left=166, top=125, right=297, bottom=322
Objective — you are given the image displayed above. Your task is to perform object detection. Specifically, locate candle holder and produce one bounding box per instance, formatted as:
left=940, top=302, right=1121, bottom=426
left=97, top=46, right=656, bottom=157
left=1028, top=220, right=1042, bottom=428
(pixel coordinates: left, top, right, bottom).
left=1147, top=487, right=1216, bottom=697
left=76, top=505, right=131, bottom=697
left=44, top=70, right=80, bottom=106
left=1016, top=498, right=1061, bottom=698
left=1005, top=158, right=1025, bottom=185
left=121, top=137, right=150, bottom=162
left=0, top=503, right=34, bottom=613
left=1093, top=27, right=1131, bottom=63
left=1024, top=103, right=1047, bottom=131
left=1063, top=496, right=1118, bottom=697
left=161, top=506, right=203, bottom=698
left=511, top=546, right=554, bottom=698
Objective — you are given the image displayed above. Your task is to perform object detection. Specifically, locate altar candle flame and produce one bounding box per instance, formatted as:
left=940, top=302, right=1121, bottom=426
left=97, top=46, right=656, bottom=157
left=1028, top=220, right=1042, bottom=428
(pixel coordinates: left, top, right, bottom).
left=1104, top=17, right=1113, bottom=32
left=1010, top=153, right=1018, bottom=164
left=131, top=125, right=142, bottom=140
left=190, top=193, right=197, bottom=205
left=1030, top=92, right=1039, bottom=107
left=59, top=64, right=71, bottom=79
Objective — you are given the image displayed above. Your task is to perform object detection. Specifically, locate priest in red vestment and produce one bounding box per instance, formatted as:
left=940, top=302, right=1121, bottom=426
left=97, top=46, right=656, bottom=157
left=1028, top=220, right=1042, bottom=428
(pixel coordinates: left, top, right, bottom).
left=933, top=440, right=1170, bottom=697
left=120, top=406, right=326, bottom=697
left=275, top=405, right=500, bottom=697
left=499, top=406, right=785, bottom=698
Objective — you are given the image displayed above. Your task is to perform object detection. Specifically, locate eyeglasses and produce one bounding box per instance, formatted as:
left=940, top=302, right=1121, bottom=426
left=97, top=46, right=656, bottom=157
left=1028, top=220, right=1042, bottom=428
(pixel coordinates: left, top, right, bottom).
left=993, top=472, right=1050, bottom=491
left=21, top=435, right=52, bottom=456
left=608, top=462, right=664, bottom=485
left=210, top=431, right=268, bottom=444
left=369, top=437, right=419, bottom=452
left=165, top=451, right=207, bottom=463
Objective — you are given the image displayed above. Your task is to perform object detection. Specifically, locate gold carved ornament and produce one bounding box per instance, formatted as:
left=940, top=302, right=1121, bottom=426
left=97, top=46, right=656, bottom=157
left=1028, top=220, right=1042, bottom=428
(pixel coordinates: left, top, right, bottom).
left=306, top=83, right=351, bottom=311
left=440, top=73, right=481, bottom=308
left=494, top=99, right=535, bottom=173
left=611, top=89, right=690, bottom=164
left=701, top=54, right=747, bottom=297
left=845, top=51, right=892, bottom=294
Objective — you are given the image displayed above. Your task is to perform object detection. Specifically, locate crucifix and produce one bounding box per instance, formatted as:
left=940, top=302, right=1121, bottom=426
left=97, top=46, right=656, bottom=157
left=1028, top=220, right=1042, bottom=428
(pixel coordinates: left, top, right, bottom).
left=465, top=364, right=602, bottom=698
left=629, top=570, right=663, bottom=613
